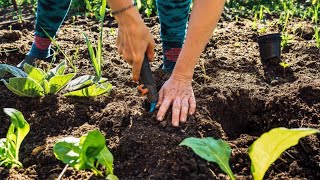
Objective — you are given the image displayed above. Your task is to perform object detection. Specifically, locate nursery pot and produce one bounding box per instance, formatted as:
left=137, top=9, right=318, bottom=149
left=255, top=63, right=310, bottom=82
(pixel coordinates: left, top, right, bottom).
left=257, top=33, right=282, bottom=62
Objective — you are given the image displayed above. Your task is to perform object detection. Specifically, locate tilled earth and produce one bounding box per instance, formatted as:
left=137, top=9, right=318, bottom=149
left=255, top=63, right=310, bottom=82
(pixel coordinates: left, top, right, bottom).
left=0, top=9, right=319, bottom=180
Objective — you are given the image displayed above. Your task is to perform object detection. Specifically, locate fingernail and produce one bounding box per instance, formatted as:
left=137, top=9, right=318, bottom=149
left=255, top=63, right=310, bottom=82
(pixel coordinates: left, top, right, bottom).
left=181, top=118, right=186, bottom=123
left=173, top=121, right=179, bottom=127
left=157, top=116, right=163, bottom=121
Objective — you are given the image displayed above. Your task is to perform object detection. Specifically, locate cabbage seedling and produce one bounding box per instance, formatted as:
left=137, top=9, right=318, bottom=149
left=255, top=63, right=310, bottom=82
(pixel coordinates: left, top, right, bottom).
left=180, top=127, right=319, bottom=179
left=53, top=130, right=117, bottom=179
left=0, top=60, right=75, bottom=97
left=0, top=108, right=30, bottom=168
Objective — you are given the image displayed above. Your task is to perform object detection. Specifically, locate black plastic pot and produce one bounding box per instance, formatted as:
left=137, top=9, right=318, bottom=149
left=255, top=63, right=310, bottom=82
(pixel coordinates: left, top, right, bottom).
left=258, top=33, right=282, bottom=62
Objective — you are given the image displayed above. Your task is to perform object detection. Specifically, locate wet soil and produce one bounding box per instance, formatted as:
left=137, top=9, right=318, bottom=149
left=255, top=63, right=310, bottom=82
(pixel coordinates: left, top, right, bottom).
left=0, top=8, right=319, bottom=180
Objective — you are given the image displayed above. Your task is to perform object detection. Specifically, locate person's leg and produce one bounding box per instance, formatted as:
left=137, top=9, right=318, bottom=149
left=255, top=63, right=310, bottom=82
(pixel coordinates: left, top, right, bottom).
left=18, top=0, right=72, bottom=67
left=156, top=0, right=192, bottom=72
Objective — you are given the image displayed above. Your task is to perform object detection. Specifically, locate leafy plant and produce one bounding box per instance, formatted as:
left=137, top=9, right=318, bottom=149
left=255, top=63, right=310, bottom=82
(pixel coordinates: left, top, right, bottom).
left=180, top=137, right=235, bottom=180
left=0, top=108, right=30, bottom=168
left=249, top=127, right=319, bottom=180
left=53, top=130, right=117, bottom=179
left=0, top=61, right=75, bottom=97
left=65, top=0, right=113, bottom=97
left=180, top=127, right=319, bottom=180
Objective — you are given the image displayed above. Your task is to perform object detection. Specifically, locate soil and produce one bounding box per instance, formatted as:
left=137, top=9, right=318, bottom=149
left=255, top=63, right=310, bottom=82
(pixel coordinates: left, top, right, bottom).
left=0, top=6, right=319, bottom=180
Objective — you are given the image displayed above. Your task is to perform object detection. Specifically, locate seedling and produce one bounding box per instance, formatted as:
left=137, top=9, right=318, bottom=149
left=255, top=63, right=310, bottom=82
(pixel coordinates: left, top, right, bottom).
left=65, top=0, right=113, bottom=97
left=180, top=127, right=319, bottom=180
left=53, top=130, right=117, bottom=179
left=0, top=61, right=75, bottom=97
left=279, top=61, right=290, bottom=74
left=0, top=108, right=30, bottom=168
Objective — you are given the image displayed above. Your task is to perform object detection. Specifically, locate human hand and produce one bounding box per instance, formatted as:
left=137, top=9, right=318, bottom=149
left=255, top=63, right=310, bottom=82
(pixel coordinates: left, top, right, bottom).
left=115, top=9, right=155, bottom=82
left=156, top=76, right=196, bottom=127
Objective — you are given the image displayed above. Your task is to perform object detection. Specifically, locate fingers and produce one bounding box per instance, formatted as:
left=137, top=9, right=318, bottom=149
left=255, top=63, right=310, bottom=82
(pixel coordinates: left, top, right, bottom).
left=132, top=55, right=144, bottom=82
left=189, top=96, right=196, bottom=115
left=157, top=98, right=171, bottom=122
left=180, top=97, right=189, bottom=123
left=146, top=39, right=155, bottom=61
left=156, top=87, right=164, bottom=108
left=172, top=99, right=181, bottom=127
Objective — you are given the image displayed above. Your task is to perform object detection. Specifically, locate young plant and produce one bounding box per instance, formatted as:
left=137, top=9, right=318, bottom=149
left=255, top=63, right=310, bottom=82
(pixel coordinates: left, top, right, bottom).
left=0, top=61, right=75, bottom=97
left=65, top=0, right=113, bottom=97
left=53, top=130, right=117, bottom=179
left=279, top=61, right=290, bottom=74
left=180, top=127, right=319, bottom=180
left=180, top=137, right=235, bottom=180
left=0, top=108, right=30, bottom=168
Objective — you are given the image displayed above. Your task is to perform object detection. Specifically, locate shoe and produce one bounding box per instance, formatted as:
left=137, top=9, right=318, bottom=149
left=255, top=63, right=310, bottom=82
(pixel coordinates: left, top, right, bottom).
left=17, top=49, right=55, bottom=69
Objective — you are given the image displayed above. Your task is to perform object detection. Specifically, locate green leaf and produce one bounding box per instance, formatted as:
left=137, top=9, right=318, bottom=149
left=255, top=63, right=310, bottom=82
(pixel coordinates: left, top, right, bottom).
left=53, top=137, right=81, bottom=167
left=96, top=147, right=114, bottom=175
left=180, top=137, right=235, bottom=180
left=3, top=108, right=30, bottom=165
left=48, top=73, right=75, bottom=94
left=82, top=32, right=100, bottom=77
left=46, top=60, right=67, bottom=79
left=1, top=77, right=44, bottom=97
left=76, top=130, right=106, bottom=171
left=66, top=75, right=97, bottom=91
left=249, top=127, right=319, bottom=180
left=0, top=64, right=27, bottom=78
left=23, top=64, right=46, bottom=84
left=107, top=174, right=118, bottom=180
left=99, top=0, right=107, bottom=22
left=0, top=138, right=6, bottom=157
left=64, top=82, right=112, bottom=97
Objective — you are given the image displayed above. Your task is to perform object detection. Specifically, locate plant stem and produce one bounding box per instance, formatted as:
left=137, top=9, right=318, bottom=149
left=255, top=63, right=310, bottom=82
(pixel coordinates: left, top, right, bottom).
left=57, top=164, right=69, bottom=180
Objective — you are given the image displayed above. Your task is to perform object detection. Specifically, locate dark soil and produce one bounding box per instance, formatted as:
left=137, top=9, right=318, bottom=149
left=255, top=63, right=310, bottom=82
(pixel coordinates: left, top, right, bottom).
left=0, top=6, right=319, bottom=180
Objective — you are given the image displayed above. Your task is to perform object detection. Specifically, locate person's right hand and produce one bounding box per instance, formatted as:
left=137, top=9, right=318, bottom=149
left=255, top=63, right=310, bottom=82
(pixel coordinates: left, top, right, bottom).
left=115, top=8, right=155, bottom=82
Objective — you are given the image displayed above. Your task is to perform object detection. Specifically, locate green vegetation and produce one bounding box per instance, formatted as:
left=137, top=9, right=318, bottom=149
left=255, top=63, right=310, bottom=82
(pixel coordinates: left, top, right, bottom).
left=0, top=61, right=75, bottom=97
left=0, top=108, right=30, bottom=168
left=53, top=130, right=117, bottom=179
left=180, top=127, right=319, bottom=180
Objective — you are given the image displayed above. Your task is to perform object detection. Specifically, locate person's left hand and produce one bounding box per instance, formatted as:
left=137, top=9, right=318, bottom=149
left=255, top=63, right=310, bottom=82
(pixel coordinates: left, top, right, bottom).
left=156, top=76, right=196, bottom=126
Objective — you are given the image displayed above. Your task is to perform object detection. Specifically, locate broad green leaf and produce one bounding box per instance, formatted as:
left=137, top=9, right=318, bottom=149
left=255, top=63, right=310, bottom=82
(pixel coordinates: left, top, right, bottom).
left=0, top=64, right=27, bottom=78
left=3, top=108, right=30, bottom=162
left=96, top=147, right=114, bottom=175
left=180, top=137, right=235, bottom=180
left=249, top=127, right=319, bottom=180
left=64, top=82, right=112, bottom=97
left=53, top=137, right=81, bottom=167
left=48, top=73, right=75, bottom=94
left=23, top=64, right=46, bottom=84
left=66, top=75, right=107, bottom=91
left=1, top=77, right=44, bottom=97
left=136, top=0, right=142, bottom=9
left=66, top=75, right=96, bottom=91
left=46, top=60, right=67, bottom=79
left=43, top=80, right=50, bottom=94
left=76, top=130, right=106, bottom=172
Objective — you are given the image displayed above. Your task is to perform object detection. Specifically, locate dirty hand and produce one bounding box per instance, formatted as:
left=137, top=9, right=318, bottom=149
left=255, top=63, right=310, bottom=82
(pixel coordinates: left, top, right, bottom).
left=156, top=76, right=196, bottom=127
left=115, top=10, right=155, bottom=82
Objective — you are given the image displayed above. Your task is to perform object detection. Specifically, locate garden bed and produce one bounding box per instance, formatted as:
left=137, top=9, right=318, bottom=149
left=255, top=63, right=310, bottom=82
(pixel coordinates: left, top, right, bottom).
left=0, top=9, right=319, bottom=180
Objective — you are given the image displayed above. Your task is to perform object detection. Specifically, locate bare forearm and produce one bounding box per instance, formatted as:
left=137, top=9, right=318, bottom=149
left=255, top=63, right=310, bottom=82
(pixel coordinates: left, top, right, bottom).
left=172, top=0, right=225, bottom=80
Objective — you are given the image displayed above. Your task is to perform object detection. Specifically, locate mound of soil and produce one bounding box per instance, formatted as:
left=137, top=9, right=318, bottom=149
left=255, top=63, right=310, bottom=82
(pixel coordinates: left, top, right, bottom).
left=0, top=9, right=319, bottom=180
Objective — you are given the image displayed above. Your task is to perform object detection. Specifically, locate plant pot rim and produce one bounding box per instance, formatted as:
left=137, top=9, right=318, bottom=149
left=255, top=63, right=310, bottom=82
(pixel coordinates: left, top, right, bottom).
left=258, top=33, right=281, bottom=42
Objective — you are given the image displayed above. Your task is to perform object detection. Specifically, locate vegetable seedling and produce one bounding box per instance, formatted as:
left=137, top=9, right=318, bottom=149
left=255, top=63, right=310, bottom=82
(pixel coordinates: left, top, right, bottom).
left=65, top=0, right=113, bottom=97
left=279, top=61, right=290, bottom=74
left=0, top=108, right=30, bottom=168
left=0, top=60, right=75, bottom=97
left=180, top=127, right=319, bottom=180
left=53, top=130, right=117, bottom=179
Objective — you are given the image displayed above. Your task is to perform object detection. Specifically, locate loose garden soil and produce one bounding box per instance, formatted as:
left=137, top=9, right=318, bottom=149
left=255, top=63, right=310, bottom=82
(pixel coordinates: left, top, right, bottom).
left=0, top=7, right=319, bottom=180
